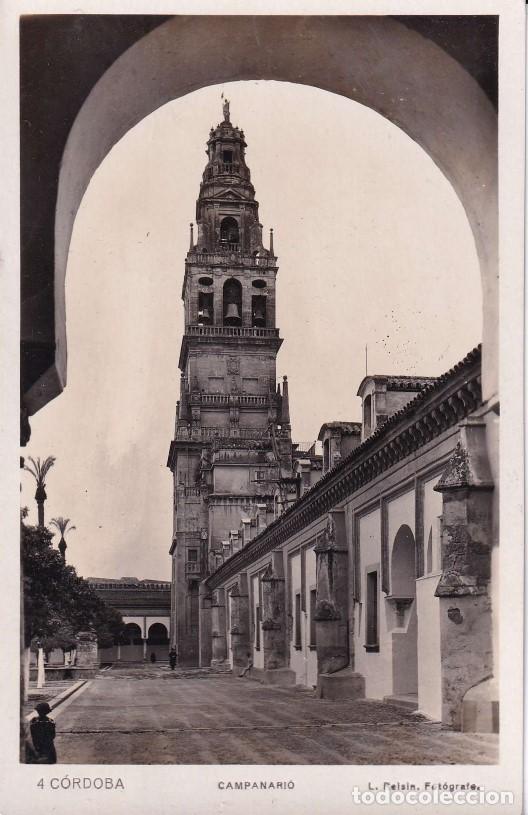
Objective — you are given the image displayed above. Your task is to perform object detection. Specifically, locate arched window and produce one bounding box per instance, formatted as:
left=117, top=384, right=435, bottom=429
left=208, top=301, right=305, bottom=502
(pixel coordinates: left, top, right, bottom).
left=363, top=395, right=372, bottom=436
left=426, top=527, right=433, bottom=574
left=391, top=524, right=416, bottom=597
left=220, top=216, right=239, bottom=248
left=223, top=278, right=242, bottom=326
left=323, top=438, right=330, bottom=473
left=251, top=294, right=267, bottom=327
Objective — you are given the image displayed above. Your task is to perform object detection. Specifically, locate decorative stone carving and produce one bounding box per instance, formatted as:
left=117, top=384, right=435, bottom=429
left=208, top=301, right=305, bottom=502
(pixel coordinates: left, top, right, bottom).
left=434, top=421, right=494, bottom=597
left=227, top=356, right=240, bottom=374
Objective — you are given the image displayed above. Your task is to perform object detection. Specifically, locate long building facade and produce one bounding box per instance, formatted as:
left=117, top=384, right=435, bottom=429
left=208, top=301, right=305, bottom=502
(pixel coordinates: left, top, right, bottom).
left=200, top=347, right=497, bottom=731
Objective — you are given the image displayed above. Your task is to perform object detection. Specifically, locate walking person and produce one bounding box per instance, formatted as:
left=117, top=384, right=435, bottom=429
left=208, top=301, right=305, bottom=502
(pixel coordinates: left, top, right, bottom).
left=29, top=702, right=57, bottom=764
left=169, top=647, right=177, bottom=671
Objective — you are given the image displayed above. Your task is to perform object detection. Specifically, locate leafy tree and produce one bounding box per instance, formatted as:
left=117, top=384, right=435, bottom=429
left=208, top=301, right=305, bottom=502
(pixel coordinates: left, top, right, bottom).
left=23, top=456, right=56, bottom=527
left=21, top=520, right=124, bottom=649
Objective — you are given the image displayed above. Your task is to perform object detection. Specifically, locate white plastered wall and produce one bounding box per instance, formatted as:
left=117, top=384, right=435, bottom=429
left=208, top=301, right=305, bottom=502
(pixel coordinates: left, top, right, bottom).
left=354, top=507, right=392, bottom=699
left=289, top=552, right=304, bottom=683
left=250, top=572, right=263, bottom=669
left=305, top=546, right=318, bottom=688
left=416, top=476, right=443, bottom=719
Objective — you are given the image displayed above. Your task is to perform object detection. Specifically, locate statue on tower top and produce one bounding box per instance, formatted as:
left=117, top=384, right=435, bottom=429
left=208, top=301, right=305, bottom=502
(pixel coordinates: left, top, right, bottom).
left=222, top=97, right=230, bottom=122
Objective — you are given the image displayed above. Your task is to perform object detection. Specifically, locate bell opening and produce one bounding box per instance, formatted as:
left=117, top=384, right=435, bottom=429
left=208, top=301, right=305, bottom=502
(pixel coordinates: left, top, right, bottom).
left=223, top=278, right=242, bottom=326
left=198, top=292, right=214, bottom=325
left=220, top=216, right=240, bottom=250
left=252, top=294, right=267, bottom=328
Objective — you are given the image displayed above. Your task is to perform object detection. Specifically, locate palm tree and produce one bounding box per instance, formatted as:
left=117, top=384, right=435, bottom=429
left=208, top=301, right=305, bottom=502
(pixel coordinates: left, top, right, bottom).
left=23, top=456, right=56, bottom=527
left=49, top=517, right=76, bottom=562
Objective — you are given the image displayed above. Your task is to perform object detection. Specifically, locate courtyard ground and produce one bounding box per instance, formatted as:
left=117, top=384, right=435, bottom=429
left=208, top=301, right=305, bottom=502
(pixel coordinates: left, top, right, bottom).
left=51, top=664, right=498, bottom=765
left=23, top=677, right=84, bottom=719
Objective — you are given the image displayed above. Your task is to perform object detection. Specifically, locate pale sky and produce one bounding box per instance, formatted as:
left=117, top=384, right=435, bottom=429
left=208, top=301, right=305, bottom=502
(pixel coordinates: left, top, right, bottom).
left=21, top=81, right=482, bottom=582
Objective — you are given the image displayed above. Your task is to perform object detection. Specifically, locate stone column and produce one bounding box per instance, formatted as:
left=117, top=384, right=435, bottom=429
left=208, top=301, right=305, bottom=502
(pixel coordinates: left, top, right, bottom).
left=314, top=511, right=349, bottom=674
left=434, top=418, right=495, bottom=730
left=75, top=630, right=99, bottom=675
left=198, top=581, right=212, bottom=668
left=261, top=552, right=294, bottom=685
left=143, top=638, right=147, bottom=661
left=211, top=588, right=227, bottom=665
left=315, top=511, right=365, bottom=700
left=229, top=573, right=250, bottom=672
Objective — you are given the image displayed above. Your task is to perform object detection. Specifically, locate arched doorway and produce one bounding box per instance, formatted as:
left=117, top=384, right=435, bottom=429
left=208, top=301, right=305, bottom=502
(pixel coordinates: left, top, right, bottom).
left=146, top=622, right=170, bottom=663
left=119, top=622, right=143, bottom=663
left=390, top=524, right=418, bottom=696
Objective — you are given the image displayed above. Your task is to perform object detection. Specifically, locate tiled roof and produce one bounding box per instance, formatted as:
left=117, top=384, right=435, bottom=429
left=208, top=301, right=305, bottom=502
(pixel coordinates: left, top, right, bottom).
left=357, top=373, right=437, bottom=396
left=87, top=577, right=170, bottom=590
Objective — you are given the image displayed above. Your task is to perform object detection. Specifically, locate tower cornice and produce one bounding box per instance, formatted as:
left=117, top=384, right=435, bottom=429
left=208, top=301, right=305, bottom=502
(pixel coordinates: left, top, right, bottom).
left=178, top=328, right=283, bottom=371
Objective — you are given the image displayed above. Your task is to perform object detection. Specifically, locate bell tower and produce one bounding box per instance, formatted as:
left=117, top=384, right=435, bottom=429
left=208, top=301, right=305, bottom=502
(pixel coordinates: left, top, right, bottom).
left=167, top=101, right=294, bottom=666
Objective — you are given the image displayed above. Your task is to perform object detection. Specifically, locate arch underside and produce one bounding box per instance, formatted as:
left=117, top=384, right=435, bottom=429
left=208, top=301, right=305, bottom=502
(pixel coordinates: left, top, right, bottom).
left=20, top=14, right=498, bottom=426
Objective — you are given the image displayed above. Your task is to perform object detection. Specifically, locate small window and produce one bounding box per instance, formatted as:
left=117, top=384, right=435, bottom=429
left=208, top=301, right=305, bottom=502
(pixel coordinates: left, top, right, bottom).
left=252, top=279, right=267, bottom=289
left=255, top=605, right=261, bottom=651
left=426, top=527, right=433, bottom=574
left=294, top=593, right=302, bottom=649
left=366, top=570, right=379, bottom=652
left=198, top=276, right=213, bottom=286
left=255, top=470, right=265, bottom=482
left=222, top=149, right=233, bottom=164
left=309, top=589, right=317, bottom=648
left=188, top=549, right=198, bottom=562
left=323, top=439, right=330, bottom=473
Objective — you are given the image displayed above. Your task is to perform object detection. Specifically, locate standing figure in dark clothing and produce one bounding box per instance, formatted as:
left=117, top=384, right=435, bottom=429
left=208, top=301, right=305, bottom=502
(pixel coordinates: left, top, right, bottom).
left=29, top=702, right=57, bottom=764
left=169, top=648, right=177, bottom=670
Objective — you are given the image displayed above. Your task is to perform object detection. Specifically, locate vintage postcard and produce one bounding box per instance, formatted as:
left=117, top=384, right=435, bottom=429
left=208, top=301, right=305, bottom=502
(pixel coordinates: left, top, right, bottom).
left=1, top=0, right=525, bottom=813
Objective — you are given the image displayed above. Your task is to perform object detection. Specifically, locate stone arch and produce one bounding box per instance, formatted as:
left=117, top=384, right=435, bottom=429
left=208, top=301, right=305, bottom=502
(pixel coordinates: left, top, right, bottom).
left=147, top=622, right=169, bottom=644
left=122, top=622, right=142, bottom=645
left=220, top=216, right=239, bottom=247
left=20, top=14, right=497, bottom=424
left=22, top=16, right=499, bottom=436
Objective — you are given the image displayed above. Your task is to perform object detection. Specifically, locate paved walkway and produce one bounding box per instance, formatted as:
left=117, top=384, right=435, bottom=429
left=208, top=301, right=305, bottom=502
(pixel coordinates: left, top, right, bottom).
left=24, top=678, right=81, bottom=718
left=53, top=665, right=498, bottom=765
